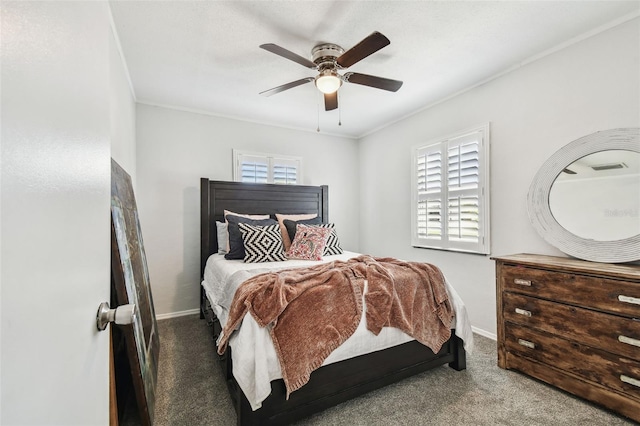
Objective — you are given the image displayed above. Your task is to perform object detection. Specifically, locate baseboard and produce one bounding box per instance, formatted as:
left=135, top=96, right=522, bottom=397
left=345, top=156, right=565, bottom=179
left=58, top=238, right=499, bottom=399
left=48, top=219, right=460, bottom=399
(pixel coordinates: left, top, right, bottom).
left=156, top=308, right=200, bottom=321
left=472, top=326, right=497, bottom=341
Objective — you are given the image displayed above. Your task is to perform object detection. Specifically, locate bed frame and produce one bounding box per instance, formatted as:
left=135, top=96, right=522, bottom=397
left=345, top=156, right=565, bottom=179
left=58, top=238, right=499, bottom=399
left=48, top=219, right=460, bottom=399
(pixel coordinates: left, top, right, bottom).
left=200, top=178, right=466, bottom=426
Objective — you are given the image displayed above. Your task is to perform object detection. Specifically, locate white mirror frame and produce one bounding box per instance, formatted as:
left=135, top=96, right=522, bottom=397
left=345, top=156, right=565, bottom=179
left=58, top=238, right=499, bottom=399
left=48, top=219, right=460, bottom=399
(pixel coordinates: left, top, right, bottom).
left=527, top=128, right=640, bottom=263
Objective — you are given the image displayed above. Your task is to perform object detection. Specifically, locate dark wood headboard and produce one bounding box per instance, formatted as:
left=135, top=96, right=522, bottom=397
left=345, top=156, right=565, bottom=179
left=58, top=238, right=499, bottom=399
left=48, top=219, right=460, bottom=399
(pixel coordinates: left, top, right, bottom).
left=200, top=179, right=329, bottom=277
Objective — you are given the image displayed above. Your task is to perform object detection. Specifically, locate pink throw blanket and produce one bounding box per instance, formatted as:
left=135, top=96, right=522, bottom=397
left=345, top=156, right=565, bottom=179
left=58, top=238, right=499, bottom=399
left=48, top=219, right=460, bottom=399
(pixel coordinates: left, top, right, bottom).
left=217, top=255, right=453, bottom=396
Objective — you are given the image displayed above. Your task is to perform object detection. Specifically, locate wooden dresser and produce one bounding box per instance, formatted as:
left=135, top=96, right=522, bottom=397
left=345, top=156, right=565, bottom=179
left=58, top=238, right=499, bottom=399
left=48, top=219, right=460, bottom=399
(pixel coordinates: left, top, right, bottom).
left=493, top=254, right=640, bottom=422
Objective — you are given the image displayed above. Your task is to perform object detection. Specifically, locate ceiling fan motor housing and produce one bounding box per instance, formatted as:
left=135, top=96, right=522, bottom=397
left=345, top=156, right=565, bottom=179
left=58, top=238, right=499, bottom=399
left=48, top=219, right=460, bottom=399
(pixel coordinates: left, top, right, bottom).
left=312, top=43, right=345, bottom=70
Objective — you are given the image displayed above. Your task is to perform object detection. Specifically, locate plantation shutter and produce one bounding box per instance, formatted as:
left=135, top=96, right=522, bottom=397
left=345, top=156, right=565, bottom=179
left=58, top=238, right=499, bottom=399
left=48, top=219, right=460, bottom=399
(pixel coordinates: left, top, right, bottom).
left=412, top=125, right=489, bottom=254
left=416, top=149, right=443, bottom=241
left=234, top=150, right=302, bottom=185
left=447, top=136, right=480, bottom=243
left=272, top=157, right=299, bottom=184
left=238, top=154, right=269, bottom=183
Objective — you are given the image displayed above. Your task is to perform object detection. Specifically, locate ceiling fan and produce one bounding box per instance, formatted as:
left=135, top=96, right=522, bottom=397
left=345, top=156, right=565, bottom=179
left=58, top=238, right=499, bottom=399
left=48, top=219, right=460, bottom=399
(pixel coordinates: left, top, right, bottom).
left=259, top=31, right=403, bottom=111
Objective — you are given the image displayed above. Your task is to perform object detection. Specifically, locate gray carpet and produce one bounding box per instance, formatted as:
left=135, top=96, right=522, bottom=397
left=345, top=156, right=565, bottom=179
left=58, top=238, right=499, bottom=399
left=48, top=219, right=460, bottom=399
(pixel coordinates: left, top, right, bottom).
left=154, top=315, right=635, bottom=425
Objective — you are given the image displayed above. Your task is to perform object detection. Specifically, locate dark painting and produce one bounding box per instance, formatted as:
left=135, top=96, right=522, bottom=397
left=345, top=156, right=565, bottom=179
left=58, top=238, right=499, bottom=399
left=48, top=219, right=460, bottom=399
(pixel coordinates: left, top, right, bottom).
left=111, top=159, right=159, bottom=426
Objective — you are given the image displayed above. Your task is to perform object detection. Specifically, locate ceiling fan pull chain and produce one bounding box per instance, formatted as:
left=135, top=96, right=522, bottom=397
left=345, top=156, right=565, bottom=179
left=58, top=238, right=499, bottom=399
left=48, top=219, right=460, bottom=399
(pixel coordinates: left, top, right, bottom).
left=316, top=91, right=321, bottom=132
left=338, top=91, right=342, bottom=126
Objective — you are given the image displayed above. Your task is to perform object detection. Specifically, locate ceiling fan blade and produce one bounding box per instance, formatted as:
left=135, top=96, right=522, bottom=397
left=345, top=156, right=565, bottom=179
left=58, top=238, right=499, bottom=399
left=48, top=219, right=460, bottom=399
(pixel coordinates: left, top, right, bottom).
left=343, top=72, right=403, bottom=92
left=336, top=31, right=390, bottom=68
left=324, top=92, right=338, bottom=111
left=259, top=78, right=314, bottom=97
left=260, top=43, right=317, bottom=69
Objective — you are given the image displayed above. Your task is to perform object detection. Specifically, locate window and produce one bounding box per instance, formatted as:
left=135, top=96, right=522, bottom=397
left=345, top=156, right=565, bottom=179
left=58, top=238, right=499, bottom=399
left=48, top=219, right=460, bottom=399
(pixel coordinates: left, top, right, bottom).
left=411, top=124, right=490, bottom=254
left=233, top=150, right=303, bottom=185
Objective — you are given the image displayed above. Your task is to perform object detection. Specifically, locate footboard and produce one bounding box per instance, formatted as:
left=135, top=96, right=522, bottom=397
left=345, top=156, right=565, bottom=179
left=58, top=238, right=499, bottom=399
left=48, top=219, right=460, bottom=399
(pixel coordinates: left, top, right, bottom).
left=202, top=286, right=466, bottom=425
left=222, top=331, right=465, bottom=426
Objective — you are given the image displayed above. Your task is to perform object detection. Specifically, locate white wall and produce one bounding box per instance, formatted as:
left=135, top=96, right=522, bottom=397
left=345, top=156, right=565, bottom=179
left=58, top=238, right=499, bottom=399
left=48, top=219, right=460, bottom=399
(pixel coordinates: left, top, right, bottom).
left=135, top=105, right=359, bottom=316
left=358, top=18, right=640, bottom=337
left=109, top=23, right=137, bottom=186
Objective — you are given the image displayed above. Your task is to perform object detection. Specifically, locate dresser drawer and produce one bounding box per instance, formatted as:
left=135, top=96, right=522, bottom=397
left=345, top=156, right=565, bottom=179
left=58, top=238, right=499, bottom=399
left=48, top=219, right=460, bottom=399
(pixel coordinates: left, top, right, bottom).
left=505, top=322, right=640, bottom=401
left=501, top=264, right=640, bottom=318
left=503, top=292, right=640, bottom=361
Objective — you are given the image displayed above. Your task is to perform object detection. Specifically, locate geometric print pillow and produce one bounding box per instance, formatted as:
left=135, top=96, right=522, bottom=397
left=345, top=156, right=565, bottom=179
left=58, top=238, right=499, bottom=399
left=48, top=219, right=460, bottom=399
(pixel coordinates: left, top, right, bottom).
left=239, top=223, right=286, bottom=263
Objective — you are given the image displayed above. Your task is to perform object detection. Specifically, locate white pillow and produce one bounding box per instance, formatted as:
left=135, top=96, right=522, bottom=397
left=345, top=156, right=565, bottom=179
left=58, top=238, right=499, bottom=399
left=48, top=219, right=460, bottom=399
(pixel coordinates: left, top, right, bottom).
left=216, top=221, right=229, bottom=254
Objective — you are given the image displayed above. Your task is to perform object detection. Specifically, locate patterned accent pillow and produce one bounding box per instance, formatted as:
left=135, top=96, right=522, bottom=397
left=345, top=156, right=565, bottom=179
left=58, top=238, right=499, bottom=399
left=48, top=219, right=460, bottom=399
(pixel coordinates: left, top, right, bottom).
left=283, top=217, right=323, bottom=245
left=314, top=223, right=343, bottom=256
left=239, top=223, right=286, bottom=263
left=286, top=224, right=332, bottom=261
left=275, top=213, right=318, bottom=251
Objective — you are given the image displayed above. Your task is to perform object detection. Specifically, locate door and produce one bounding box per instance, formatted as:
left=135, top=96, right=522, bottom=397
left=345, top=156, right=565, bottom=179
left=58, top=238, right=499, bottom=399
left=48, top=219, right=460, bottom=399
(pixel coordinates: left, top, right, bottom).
left=1, top=2, right=112, bottom=424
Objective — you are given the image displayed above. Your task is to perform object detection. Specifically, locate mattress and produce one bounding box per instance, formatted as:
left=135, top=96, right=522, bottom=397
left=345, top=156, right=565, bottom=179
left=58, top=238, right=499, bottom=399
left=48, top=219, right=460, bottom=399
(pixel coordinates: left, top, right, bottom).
left=202, top=251, right=473, bottom=410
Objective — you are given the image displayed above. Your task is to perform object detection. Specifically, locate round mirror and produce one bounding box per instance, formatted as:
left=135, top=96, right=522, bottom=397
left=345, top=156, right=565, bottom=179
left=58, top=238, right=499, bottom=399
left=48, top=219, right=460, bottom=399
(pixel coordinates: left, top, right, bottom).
left=528, top=128, right=640, bottom=263
left=549, top=150, right=640, bottom=242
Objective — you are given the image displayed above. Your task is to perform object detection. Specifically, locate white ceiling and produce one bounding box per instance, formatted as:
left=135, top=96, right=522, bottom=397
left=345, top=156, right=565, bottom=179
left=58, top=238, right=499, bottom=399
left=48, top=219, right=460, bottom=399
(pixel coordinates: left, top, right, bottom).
left=110, top=1, right=640, bottom=139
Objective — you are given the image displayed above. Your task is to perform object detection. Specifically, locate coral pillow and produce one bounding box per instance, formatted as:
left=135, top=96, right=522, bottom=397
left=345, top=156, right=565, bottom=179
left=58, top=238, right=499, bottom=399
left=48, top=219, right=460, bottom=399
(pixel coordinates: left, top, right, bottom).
left=286, top=224, right=332, bottom=261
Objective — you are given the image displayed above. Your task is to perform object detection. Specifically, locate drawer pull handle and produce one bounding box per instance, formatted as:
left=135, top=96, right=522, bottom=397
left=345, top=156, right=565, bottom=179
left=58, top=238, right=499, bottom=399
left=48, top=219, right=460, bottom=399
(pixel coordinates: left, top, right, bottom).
left=515, top=308, right=532, bottom=317
left=518, top=339, right=535, bottom=349
left=514, top=279, right=532, bottom=286
left=619, top=335, right=640, bottom=348
left=621, top=375, right=640, bottom=388
left=618, top=295, right=640, bottom=306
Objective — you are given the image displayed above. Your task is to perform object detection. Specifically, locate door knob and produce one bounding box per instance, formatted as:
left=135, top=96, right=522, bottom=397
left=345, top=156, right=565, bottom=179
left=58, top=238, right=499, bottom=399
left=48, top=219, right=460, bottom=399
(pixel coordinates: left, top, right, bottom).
left=96, top=302, right=135, bottom=331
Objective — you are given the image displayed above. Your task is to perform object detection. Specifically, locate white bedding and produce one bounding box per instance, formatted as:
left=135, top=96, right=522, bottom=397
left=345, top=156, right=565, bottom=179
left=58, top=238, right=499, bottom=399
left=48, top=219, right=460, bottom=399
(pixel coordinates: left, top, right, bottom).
left=201, top=251, right=473, bottom=410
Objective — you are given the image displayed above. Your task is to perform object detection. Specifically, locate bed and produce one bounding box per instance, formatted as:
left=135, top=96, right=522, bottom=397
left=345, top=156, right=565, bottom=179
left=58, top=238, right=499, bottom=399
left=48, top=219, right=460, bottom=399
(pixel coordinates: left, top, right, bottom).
left=200, top=179, right=470, bottom=426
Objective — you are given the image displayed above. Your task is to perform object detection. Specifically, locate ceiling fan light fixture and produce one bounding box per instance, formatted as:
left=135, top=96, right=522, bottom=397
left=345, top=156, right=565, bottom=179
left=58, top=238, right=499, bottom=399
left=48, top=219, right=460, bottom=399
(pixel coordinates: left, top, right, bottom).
left=315, top=70, right=342, bottom=94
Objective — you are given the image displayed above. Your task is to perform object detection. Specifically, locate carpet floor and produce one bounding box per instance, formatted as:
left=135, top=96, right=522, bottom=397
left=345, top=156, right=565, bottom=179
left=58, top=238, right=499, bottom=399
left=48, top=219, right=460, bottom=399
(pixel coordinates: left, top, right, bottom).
left=153, top=315, right=635, bottom=425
